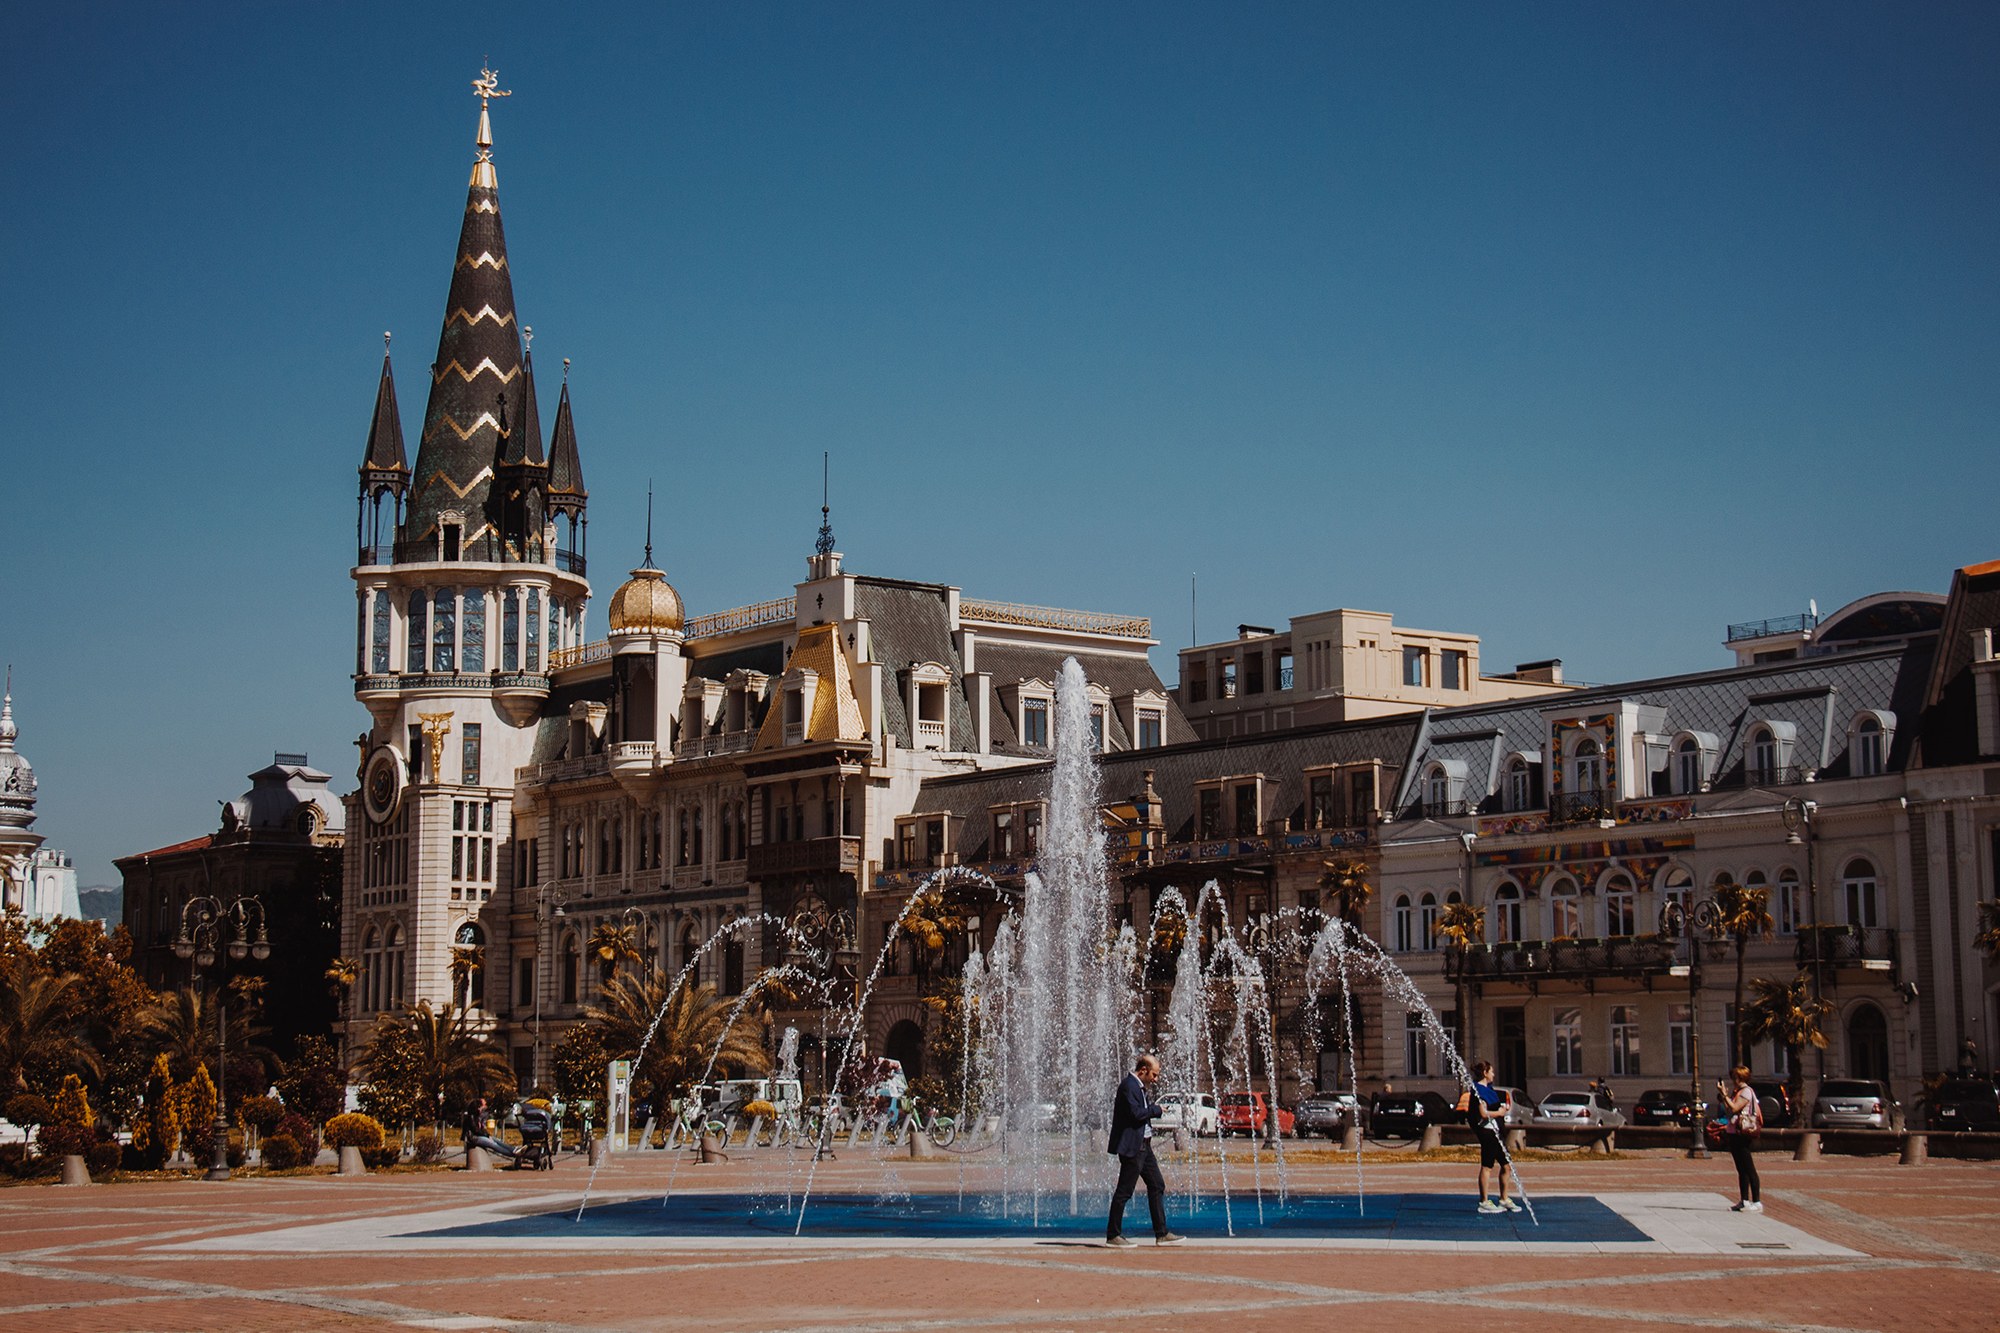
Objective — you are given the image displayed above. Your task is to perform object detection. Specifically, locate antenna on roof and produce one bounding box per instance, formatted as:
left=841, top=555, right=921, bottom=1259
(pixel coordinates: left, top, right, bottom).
left=644, top=479, right=654, bottom=568
left=1191, top=573, right=1197, bottom=648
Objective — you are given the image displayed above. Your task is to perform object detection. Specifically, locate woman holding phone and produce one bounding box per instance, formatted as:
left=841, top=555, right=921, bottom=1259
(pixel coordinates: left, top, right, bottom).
left=1717, top=1065, right=1763, bottom=1212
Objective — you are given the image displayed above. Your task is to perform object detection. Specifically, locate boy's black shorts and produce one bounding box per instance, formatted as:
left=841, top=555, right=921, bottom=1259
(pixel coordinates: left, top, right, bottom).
left=1478, top=1126, right=1505, bottom=1168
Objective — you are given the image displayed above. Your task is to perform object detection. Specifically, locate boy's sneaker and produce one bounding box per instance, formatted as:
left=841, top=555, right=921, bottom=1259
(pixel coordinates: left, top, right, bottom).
left=1499, top=1198, right=1523, bottom=1213
left=1746, top=1201, right=1763, bottom=1213
left=1730, top=1202, right=1747, bottom=1212
left=1477, top=1200, right=1505, bottom=1214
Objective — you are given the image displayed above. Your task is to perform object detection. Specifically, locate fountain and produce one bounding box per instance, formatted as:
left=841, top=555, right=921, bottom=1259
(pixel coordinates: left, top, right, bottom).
left=495, top=655, right=1599, bottom=1245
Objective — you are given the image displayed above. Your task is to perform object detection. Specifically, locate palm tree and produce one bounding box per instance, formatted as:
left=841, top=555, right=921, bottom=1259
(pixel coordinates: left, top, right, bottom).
left=1973, top=900, right=2000, bottom=964
left=0, top=957, right=100, bottom=1093
left=587, top=923, right=642, bottom=982
left=448, top=945, right=485, bottom=1010
left=137, top=985, right=273, bottom=1086
left=1712, top=880, right=1773, bottom=1066
left=1432, top=900, right=1486, bottom=1064
left=325, top=957, right=359, bottom=1002
left=1319, top=858, right=1374, bottom=931
left=583, top=973, right=769, bottom=1104
left=352, top=1000, right=513, bottom=1131
left=1741, top=971, right=1832, bottom=1111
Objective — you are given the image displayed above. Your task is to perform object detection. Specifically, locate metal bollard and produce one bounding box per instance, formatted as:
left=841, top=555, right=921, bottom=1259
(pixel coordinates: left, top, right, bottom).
left=1793, top=1131, right=1821, bottom=1162
left=1900, top=1132, right=1928, bottom=1165
left=1342, top=1124, right=1363, bottom=1153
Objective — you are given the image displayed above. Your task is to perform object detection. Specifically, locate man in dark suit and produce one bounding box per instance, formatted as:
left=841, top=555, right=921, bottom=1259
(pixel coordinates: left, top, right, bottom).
left=1105, top=1054, right=1184, bottom=1246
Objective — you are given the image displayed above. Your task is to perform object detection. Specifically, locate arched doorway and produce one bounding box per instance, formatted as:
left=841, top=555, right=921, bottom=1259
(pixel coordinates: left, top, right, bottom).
left=884, top=1019, right=926, bottom=1081
left=1847, top=1003, right=1889, bottom=1081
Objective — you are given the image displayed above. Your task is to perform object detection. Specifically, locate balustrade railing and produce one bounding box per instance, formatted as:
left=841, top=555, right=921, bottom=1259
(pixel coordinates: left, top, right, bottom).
left=1448, top=935, right=1677, bottom=981
left=1549, top=789, right=1617, bottom=823
left=1796, top=924, right=1896, bottom=968
left=959, top=598, right=1151, bottom=639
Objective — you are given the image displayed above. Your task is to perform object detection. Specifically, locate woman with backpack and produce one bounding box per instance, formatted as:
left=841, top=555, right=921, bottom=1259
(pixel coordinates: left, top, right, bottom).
left=1716, top=1065, right=1763, bottom=1212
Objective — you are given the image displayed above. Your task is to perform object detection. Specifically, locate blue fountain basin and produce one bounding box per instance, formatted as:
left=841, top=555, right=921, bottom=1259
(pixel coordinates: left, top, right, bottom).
left=410, top=1191, right=1644, bottom=1244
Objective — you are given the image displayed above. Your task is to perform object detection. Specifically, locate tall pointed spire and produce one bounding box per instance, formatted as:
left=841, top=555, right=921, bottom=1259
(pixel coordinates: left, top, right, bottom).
left=816, top=451, right=836, bottom=556
left=404, top=68, right=529, bottom=562
left=643, top=481, right=655, bottom=569
left=547, top=359, right=586, bottom=512
left=360, top=333, right=409, bottom=487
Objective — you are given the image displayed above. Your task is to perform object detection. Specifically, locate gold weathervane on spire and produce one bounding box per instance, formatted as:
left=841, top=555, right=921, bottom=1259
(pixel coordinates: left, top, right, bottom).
left=470, top=66, right=511, bottom=187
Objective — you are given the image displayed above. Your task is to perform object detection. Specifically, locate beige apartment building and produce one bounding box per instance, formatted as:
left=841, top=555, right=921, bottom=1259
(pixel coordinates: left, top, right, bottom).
left=1176, top=608, right=1577, bottom=740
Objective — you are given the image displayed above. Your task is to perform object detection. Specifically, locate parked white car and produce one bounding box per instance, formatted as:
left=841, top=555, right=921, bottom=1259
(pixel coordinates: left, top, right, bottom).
left=1156, top=1092, right=1220, bottom=1136
left=1533, top=1090, right=1626, bottom=1128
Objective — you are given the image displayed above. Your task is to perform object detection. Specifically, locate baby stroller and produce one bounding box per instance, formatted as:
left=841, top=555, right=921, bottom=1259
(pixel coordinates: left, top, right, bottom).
left=511, top=1104, right=556, bottom=1170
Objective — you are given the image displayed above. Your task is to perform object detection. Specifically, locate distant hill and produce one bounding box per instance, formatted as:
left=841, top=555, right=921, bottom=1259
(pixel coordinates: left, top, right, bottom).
left=78, top=886, right=122, bottom=927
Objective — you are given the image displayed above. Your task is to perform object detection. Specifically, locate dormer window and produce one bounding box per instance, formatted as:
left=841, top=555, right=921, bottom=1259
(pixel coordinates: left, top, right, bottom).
left=1089, top=704, right=1107, bottom=752
left=1504, top=754, right=1536, bottom=812
left=905, top=661, right=952, bottom=751
left=1850, top=710, right=1895, bottom=777
left=1746, top=721, right=1797, bottom=784
left=1670, top=731, right=1719, bottom=795
left=1571, top=737, right=1604, bottom=798
left=1022, top=697, right=1050, bottom=748
left=993, top=809, right=1014, bottom=858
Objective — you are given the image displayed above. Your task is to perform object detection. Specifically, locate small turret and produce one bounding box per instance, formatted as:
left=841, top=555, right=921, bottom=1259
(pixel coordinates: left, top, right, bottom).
left=545, top=362, right=587, bottom=572
left=357, top=335, right=408, bottom=565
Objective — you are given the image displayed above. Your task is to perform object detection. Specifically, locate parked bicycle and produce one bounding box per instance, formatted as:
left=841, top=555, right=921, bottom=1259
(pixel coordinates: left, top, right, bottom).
left=893, top=1091, right=958, bottom=1148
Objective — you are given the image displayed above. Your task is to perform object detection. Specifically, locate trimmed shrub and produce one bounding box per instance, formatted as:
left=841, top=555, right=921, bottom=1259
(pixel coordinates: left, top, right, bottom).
left=38, top=1075, right=96, bottom=1158
left=742, top=1100, right=777, bottom=1121
left=273, top=1111, right=320, bottom=1163
left=5, top=1093, right=50, bottom=1130
left=362, top=1145, right=401, bottom=1169
left=324, top=1113, right=386, bottom=1151
left=86, top=1136, right=123, bottom=1177
left=0, top=1143, right=30, bottom=1177
left=238, top=1094, right=284, bottom=1137
left=411, top=1127, right=443, bottom=1163
left=260, top=1133, right=304, bottom=1170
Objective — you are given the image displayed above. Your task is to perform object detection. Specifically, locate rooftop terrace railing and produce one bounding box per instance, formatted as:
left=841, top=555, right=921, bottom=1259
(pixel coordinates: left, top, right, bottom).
left=1727, top=613, right=1817, bottom=642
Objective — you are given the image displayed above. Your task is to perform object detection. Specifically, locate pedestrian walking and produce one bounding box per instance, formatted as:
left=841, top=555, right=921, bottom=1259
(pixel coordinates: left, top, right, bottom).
left=1468, top=1060, right=1519, bottom=1214
left=1105, top=1054, right=1184, bottom=1247
left=1716, top=1065, right=1763, bottom=1212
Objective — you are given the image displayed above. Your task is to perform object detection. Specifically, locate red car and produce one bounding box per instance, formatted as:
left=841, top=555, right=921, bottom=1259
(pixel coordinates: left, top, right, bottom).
left=1217, top=1091, right=1295, bottom=1137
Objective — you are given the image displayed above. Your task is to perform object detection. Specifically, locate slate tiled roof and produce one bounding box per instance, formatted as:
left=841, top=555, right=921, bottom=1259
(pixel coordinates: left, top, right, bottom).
left=910, top=716, right=1417, bottom=860
left=1402, top=641, right=1930, bottom=811
left=1917, top=559, right=2000, bottom=768
left=973, top=642, right=1197, bottom=756
left=855, top=580, right=979, bottom=750
left=360, top=351, right=407, bottom=477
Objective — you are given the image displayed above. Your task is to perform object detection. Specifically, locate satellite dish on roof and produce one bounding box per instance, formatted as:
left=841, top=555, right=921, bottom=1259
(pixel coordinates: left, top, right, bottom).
left=1809, top=598, right=1819, bottom=621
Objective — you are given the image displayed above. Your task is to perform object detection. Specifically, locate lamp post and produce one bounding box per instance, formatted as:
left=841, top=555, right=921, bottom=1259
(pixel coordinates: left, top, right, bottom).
left=619, top=905, right=654, bottom=982
left=173, top=895, right=270, bottom=1181
left=1661, top=895, right=1721, bottom=1160
left=785, top=892, right=859, bottom=1093
left=1783, top=797, right=1822, bottom=1083
left=533, top=883, right=570, bottom=1085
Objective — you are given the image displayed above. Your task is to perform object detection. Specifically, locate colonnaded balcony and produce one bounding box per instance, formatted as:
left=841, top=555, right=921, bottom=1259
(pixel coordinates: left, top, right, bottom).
left=1164, top=826, right=1371, bottom=867
left=746, top=836, right=862, bottom=878
left=1447, top=936, right=1679, bottom=983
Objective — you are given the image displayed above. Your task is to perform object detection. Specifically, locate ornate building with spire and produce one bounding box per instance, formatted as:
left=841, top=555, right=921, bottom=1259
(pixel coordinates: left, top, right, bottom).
left=0, top=680, right=77, bottom=920
left=339, top=76, right=1191, bottom=1086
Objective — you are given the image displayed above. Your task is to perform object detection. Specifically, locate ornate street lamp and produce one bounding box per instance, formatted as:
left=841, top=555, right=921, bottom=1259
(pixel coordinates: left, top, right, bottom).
left=619, top=905, right=654, bottom=982
left=532, top=883, right=570, bottom=1084
left=173, top=895, right=270, bottom=1181
left=1660, top=895, right=1722, bottom=1160
left=1782, top=796, right=1823, bottom=1083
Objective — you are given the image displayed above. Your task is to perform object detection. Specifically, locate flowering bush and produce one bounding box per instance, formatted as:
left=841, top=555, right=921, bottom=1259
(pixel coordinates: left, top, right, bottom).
left=37, top=1075, right=96, bottom=1159
left=412, top=1127, right=443, bottom=1163
left=324, top=1112, right=386, bottom=1150
left=273, top=1111, right=320, bottom=1163
left=237, top=1094, right=285, bottom=1137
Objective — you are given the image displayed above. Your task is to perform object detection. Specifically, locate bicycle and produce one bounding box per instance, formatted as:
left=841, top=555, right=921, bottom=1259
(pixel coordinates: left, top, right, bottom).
left=893, top=1092, right=958, bottom=1148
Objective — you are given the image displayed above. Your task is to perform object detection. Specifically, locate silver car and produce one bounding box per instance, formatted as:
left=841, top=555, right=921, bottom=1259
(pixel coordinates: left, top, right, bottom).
left=1495, top=1086, right=1537, bottom=1127
left=1533, top=1090, right=1626, bottom=1128
left=1811, top=1078, right=1901, bottom=1131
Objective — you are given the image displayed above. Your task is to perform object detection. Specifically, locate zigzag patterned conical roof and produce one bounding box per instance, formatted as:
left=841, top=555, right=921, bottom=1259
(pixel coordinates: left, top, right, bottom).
left=405, top=100, right=536, bottom=559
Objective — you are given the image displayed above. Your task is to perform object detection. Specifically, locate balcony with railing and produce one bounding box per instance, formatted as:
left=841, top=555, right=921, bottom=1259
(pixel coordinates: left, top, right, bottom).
left=915, top=718, right=946, bottom=750
left=1397, top=796, right=1470, bottom=820
left=1549, top=789, right=1617, bottom=824
left=1797, top=924, right=1896, bottom=971
left=1163, top=824, right=1371, bottom=866
left=959, top=598, right=1151, bottom=640
left=746, top=836, right=862, bottom=878
left=676, top=730, right=757, bottom=760
left=515, top=753, right=610, bottom=785
left=1727, top=613, right=1817, bottom=643
left=1447, top=935, right=1678, bottom=983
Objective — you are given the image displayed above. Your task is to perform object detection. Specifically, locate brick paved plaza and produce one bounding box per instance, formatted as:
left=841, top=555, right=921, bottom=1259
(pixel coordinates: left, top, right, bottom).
left=2, top=1147, right=1995, bottom=1331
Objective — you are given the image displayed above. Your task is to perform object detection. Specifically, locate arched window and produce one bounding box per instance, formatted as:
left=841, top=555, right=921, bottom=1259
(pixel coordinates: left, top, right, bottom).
left=679, top=923, right=702, bottom=985
left=1392, top=895, right=1413, bottom=952
left=526, top=589, right=542, bottom=671
left=1424, top=765, right=1450, bottom=810
left=1750, top=727, right=1779, bottom=783
left=1853, top=715, right=1886, bottom=776
left=1493, top=881, right=1522, bottom=942
left=1674, top=738, right=1701, bottom=794
left=454, top=921, right=486, bottom=1009
left=1776, top=868, right=1801, bottom=936
left=406, top=590, right=427, bottom=673
left=1571, top=738, right=1604, bottom=799
left=1843, top=858, right=1880, bottom=928
left=1660, top=867, right=1693, bottom=924
left=1603, top=872, right=1636, bottom=937
left=560, top=932, right=580, bottom=1005
left=461, top=591, right=485, bottom=673
left=1419, top=892, right=1440, bottom=951
left=1848, top=1002, right=1889, bottom=1081
left=723, top=934, right=744, bottom=995
left=1506, top=757, right=1532, bottom=812
left=1548, top=877, right=1581, bottom=938
left=362, top=926, right=380, bottom=1012
left=385, top=924, right=406, bottom=1008
left=717, top=803, right=733, bottom=861
left=678, top=810, right=693, bottom=866
left=692, top=808, right=704, bottom=865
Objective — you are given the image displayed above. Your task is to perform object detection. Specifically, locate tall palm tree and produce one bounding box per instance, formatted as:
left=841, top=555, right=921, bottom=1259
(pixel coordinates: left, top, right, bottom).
left=587, top=923, right=642, bottom=982
left=0, top=957, right=100, bottom=1093
left=1712, top=880, right=1773, bottom=1066
left=583, top=973, right=769, bottom=1103
left=1433, top=900, right=1486, bottom=1064
left=1741, top=971, right=1832, bottom=1110
left=1973, top=900, right=2000, bottom=964
left=137, top=985, right=273, bottom=1086
left=1319, top=858, right=1374, bottom=931
left=352, top=1000, right=513, bottom=1130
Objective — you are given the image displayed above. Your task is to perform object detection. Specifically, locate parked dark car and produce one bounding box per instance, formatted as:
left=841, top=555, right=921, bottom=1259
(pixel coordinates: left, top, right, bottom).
left=1368, top=1091, right=1452, bottom=1139
left=1749, top=1080, right=1797, bottom=1128
left=1632, top=1088, right=1702, bottom=1128
left=1926, top=1078, right=2000, bottom=1132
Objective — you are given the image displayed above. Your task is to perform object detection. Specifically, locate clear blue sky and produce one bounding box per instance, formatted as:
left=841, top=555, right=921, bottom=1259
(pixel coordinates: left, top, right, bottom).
left=4, top=3, right=1995, bottom=890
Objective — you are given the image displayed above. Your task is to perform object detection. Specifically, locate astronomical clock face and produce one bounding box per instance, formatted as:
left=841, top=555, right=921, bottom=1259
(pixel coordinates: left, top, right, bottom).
left=363, top=746, right=406, bottom=825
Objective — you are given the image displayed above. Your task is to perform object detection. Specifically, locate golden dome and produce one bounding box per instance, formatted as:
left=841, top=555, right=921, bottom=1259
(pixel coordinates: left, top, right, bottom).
left=607, top=566, right=685, bottom=635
